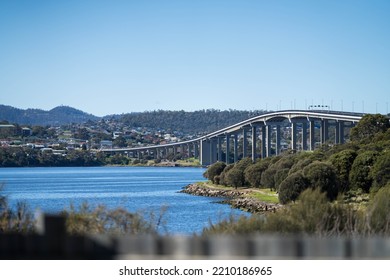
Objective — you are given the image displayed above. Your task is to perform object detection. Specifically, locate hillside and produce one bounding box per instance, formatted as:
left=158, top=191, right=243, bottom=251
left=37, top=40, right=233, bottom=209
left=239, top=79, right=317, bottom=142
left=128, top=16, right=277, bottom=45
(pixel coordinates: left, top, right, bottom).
left=0, top=104, right=269, bottom=134
left=0, top=105, right=100, bottom=125
left=118, top=109, right=267, bottom=134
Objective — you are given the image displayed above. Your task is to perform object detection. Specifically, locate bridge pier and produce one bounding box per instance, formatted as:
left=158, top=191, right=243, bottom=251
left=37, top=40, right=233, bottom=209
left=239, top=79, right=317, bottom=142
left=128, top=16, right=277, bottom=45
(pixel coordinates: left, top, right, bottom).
left=242, top=127, right=248, bottom=158
left=261, top=125, right=266, bottom=158
left=233, top=134, right=238, bottom=163
left=226, top=134, right=231, bottom=164
left=251, top=125, right=257, bottom=162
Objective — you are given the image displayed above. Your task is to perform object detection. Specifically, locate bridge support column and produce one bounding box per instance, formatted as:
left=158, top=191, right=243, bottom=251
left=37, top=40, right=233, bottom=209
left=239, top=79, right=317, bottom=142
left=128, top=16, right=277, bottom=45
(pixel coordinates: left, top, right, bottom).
left=194, top=142, right=199, bottom=158
left=339, top=121, right=345, bottom=144
left=310, top=120, right=316, bottom=151
left=156, top=148, right=160, bottom=159
left=226, top=134, right=230, bottom=164
left=321, top=120, right=329, bottom=144
left=302, top=122, right=308, bottom=150
left=335, top=122, right=340, bottom=144
left=251, top=125, right=257, bottom=162
left=200, top=139, right=211, bottom=166
left=266, top=125, right=272, bottom=157
left=276, top=125, right=281, bottom=155
left=211, top=138, right=218, bottom=164
left=233, top=134, right=238, bottom=163
left=242, top=128, right=248, bottom=158
left=217, top=137, right=223, bottom=161
left=291, top=122, right=297, bottom=151
left=261, top=126, right=266, bottom=158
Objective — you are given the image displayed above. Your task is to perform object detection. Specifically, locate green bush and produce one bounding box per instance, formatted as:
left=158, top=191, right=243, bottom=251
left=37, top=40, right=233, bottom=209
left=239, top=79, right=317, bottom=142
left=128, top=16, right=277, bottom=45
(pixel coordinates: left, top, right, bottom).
left=303, top=161, right=339, bottom=200
left=244, top=159, right=270, bottom=188
left=278, top=172, right=309, bottom=204
left=0, top=185, right=35, bottom=233
left=349, top=150, right=379, bottom=192
left=365, top=183, right=390, bottom=235
left=203, top=161, right=226, bottom=184
left=370, top=150, right=390, bottom=189
left=63, top=203, right=167, bottom=235
left=329, top=149, right=357, bottom=192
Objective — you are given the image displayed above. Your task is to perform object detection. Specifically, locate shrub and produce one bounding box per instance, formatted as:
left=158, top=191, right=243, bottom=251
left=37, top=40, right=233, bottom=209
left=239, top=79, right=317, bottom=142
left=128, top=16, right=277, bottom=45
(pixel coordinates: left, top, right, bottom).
left=278, top=172, right=309, bottom=204
left=364, top=183, right=390, bottom=235
left=349, top=151, right=379, bottom=192
left=303, top=161, right=339, bottom=200
left=203, top=161, right=226, bottom=184
left=63, top=203, right=166, bottom=235
left=370, top=150, right=390, bottom=189
left=350, top=114, right=390, bottom=143
left=223, top=158, right=253, bottom=188
left=244, top=159, right=270, bottom=188
left=0, top=185, right=35, bottom=233
left=329, top=149, right=357, bottom=192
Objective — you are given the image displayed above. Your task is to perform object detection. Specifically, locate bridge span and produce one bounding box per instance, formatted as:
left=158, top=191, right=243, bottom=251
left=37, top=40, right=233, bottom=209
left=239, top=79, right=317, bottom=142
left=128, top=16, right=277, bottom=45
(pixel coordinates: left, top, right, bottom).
left=101, top=110, right=364, bottom=166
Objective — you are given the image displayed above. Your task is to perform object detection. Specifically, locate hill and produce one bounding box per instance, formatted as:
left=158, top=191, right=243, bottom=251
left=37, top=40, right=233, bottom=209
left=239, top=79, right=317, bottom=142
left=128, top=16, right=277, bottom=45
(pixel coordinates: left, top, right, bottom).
left=118, top=109, right=267, bottom=134
left=0, top=105, right=100, bottom=125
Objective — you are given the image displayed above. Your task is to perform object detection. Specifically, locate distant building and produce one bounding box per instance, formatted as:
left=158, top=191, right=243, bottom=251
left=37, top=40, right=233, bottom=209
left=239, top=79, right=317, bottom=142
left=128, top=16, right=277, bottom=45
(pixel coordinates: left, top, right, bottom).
left=100, top=140, right=113, bottom=149
left=22, top=127, right=32, bottom=137
left=0, top=124, right=16, bottom=136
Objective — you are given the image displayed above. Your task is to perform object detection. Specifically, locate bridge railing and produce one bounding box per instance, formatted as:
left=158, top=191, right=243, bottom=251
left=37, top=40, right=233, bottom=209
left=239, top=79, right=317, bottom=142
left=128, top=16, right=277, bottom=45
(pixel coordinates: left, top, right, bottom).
left=1, top=215, right=390, bottom=259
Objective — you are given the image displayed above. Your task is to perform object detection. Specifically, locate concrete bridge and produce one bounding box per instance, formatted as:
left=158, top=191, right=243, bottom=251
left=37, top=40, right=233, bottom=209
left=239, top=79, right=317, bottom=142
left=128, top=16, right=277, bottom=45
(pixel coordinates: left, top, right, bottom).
left=101, top=110, right=364, bottom=166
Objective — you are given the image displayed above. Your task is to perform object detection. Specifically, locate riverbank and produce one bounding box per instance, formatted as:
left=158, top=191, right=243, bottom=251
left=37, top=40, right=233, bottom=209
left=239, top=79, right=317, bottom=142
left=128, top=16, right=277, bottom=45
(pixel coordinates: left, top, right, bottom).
left=180, top=182, right=282, bottom=213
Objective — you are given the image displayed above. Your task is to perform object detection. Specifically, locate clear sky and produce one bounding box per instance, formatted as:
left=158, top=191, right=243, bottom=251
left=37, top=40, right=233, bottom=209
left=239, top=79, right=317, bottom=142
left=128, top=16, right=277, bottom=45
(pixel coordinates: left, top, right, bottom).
left=0, top=0, right=389, bottom=116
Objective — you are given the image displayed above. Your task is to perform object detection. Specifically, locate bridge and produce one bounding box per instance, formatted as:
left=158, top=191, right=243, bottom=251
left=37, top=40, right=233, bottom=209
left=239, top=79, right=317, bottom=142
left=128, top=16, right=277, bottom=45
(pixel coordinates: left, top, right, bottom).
left=101, top=110, right=365, bottom=166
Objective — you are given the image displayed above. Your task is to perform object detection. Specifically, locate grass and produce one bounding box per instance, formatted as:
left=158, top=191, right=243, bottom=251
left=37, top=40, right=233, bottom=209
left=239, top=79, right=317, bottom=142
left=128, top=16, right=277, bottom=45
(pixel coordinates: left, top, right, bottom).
left=193, top=181, right=280, bottom=204
left=248, top=189, right=279, bottom=204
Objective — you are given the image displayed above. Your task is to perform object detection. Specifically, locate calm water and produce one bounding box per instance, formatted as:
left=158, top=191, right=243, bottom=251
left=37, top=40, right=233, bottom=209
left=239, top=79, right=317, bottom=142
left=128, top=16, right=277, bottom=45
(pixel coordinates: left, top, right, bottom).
left=0, top=166, right=247, bottom=234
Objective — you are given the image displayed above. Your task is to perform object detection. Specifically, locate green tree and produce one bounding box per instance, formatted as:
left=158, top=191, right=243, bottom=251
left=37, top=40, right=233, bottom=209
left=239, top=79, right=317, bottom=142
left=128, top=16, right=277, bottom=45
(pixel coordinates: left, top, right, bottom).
left=350, top=114, right=390, bottom=143
left=349, top=151, right=379, bottom=192
left=303, top=161, right=339, bottom=200
left=113, top=136, right=127, bottom=148
left=244, top=159, right=271, bottom=188
left=370, top=150, right=390, bottom=189
left=260, top=156, right=295, bottom=190
left=278, top=172, right=309, bottom=204
left=329, top=149, right=357, bottom=192
left=224, top=158, right=253, bottom=189
left=203, top=161, right=226, bottom=184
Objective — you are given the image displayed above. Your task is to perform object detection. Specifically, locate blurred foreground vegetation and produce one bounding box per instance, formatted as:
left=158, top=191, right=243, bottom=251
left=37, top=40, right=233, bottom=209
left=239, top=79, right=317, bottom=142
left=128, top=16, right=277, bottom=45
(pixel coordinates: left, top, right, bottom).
left=0, top=186, right=166, bottom=235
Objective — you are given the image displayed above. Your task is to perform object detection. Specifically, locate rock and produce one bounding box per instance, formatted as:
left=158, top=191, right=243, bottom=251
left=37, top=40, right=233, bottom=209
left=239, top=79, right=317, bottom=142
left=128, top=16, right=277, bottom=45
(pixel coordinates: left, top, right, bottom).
left=180, top=184, right=282, bottom=213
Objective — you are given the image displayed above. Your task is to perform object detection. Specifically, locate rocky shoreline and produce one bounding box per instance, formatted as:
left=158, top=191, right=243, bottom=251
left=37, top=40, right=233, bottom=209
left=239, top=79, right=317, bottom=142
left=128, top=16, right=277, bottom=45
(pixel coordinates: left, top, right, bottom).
left=180, top=183, right=282, bottom=213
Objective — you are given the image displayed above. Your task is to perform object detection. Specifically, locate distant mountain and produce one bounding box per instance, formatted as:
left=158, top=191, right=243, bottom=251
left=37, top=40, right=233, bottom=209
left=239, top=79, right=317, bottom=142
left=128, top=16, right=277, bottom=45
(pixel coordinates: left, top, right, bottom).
left=0, top=105, right=100, bottom=125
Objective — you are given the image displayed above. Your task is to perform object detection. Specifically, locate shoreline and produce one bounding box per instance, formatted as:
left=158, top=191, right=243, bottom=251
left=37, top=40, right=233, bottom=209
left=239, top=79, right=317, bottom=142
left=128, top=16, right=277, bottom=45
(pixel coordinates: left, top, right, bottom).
left=180, top=182, right=282, bottom=213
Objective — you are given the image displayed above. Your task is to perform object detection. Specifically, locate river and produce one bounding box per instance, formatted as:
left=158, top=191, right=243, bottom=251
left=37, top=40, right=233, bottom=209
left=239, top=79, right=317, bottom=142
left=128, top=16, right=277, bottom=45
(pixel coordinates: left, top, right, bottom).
left=0, top=166, right=248, bottom=234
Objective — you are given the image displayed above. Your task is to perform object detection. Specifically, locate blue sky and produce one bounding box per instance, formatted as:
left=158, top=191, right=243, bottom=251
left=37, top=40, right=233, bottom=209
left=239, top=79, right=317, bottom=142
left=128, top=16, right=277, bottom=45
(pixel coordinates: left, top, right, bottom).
left=0, top=0, right=389, bottom=116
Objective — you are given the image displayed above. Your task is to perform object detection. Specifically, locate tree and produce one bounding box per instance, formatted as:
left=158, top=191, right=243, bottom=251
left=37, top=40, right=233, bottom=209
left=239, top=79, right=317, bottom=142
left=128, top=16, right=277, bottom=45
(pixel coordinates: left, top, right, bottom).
left=224, top=158, right=253, bottom=189
left=278, top=172, right=309, bottom=204
left=260, top=156, right=295, bottom=190
left=370, top=150, right=390, bottom=189
left=203, top=161, right=226, bottom=184
left=244, top=159, right=271, bottom=188
left=349, top=151, right=379, bottom=192
left=303, top=161, right=339, bottom=200
left=329, top=149, right=357, bottom=192
left=350, top=114, right=390, bottom=143
left=113, top=136, right=127, bottom=148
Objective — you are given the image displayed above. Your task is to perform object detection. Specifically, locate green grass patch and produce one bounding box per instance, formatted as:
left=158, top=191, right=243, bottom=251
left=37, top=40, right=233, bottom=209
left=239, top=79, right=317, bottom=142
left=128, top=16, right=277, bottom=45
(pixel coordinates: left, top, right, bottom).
left=249, top=189, right=279, bottom=204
